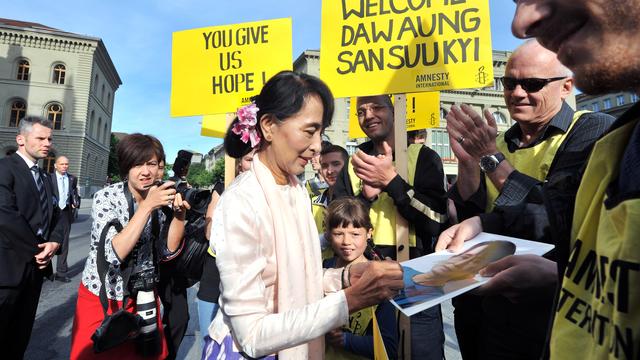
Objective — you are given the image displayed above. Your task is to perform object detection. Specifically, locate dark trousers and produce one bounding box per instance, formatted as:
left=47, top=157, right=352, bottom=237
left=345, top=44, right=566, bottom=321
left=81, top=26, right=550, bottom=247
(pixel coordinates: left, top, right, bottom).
left=0, top=262, right=44, bottom=359
left=454, top=293, right=554, bottom=360
left=158, top=269, right=190, bottom=360
left=411, top=305, right=445, bottom=360
left=55, top=208, right=72, bottom=275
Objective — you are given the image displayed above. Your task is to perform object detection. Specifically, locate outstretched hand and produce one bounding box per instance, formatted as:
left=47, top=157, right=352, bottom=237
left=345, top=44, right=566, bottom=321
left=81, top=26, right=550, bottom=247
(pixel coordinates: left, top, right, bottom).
left=346, top=260, right=404, bottom=313
left=435, top=216, right=482, bottom=252
left=475, top=254, right=558, bottom=303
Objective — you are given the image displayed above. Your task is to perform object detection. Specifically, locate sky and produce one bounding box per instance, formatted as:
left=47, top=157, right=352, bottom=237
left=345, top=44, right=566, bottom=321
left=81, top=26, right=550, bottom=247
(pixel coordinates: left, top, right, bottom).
left=5, top=0, right=522, bottom=162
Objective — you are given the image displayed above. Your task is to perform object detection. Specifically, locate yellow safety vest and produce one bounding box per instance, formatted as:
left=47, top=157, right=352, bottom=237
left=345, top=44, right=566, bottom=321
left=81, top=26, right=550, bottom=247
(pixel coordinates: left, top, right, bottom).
left=348, top=144, right=423, bottom=247
left=325, top=305, right=378, bottom=360
left=486, top=111, right=589, bottom=212
left=550, top=116, right=640, bottom=359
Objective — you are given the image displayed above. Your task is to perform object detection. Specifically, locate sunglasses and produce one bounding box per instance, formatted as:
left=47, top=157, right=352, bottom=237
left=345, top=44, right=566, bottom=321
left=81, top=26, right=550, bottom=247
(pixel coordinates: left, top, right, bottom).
left=500, top=77, right=567, bottom=92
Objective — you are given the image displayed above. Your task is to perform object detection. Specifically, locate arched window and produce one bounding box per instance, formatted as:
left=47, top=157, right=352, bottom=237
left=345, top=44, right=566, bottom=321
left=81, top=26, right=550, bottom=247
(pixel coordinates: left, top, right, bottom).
left=9, top=100, right=27, bottom=127
left=47, top=103, right=63, bottom=130
left=53, top=64, right=66, bottom=84
left=17, top=60, right=30, bottom=80
left=493, top=111, right=508, bottom=125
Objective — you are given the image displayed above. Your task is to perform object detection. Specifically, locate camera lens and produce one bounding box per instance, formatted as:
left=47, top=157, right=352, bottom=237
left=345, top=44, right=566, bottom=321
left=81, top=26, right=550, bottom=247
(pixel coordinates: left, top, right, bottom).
left=135, top=290, right=161, bottom=356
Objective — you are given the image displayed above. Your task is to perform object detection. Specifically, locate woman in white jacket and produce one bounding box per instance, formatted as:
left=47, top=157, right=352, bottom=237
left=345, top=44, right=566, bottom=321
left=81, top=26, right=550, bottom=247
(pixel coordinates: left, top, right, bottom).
left=204, top=71, right=404, bottom=360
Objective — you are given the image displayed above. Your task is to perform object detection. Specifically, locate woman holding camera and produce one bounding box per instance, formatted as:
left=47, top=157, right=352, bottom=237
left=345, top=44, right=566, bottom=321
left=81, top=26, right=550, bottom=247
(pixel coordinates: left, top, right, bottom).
left=204, top=71, right=404, bottom=359
left=70, top=134, right=190, bottom=359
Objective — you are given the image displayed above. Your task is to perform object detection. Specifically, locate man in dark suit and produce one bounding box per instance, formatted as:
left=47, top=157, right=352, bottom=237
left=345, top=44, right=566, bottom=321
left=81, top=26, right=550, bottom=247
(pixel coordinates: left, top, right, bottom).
left=0, top=116, right=63, bottom=359
left=51, top=155, right=80, bottom=283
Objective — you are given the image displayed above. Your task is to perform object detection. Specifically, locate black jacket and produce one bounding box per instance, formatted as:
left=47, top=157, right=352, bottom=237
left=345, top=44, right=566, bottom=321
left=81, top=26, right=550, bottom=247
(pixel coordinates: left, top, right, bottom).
left=0, top=153, right=63, bottom=286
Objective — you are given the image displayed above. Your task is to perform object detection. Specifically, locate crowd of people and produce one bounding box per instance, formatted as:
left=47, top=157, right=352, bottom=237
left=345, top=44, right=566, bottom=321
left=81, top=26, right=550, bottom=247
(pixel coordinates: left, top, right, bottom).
left=1, top=0, right=639, bottom=358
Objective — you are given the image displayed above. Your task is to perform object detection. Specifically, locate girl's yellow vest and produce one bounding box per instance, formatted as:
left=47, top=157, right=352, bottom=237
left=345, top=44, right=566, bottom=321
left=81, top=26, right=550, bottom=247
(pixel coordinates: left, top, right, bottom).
left=325, top=305, right=378, bottom=360
left=485, top=111, right=589, bottom=212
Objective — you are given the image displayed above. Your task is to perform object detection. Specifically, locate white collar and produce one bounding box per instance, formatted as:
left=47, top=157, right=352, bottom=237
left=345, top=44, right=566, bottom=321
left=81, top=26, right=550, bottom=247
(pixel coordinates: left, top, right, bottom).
left=56, top=171, right=67, bottom=178
left=16, top=150, right=37, bottom=169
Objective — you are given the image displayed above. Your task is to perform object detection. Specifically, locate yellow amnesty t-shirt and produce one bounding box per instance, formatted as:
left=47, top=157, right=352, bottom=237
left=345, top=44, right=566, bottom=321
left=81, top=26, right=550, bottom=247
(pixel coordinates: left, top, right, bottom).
left=551, top=114, right=640, bottom=359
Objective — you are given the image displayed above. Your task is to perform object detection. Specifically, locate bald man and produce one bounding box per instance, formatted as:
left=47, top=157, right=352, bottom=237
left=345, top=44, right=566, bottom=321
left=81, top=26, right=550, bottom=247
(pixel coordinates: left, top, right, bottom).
left=51, top=156, right=79, bottom=282
left=438, top=40, right=614, bottom=359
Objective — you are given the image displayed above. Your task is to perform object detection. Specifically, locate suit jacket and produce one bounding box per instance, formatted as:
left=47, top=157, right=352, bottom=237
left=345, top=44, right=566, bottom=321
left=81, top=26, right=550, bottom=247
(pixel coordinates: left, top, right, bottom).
left=0, top=153, right=63, bottom=286
left=51, top=171, right=80, bottom=210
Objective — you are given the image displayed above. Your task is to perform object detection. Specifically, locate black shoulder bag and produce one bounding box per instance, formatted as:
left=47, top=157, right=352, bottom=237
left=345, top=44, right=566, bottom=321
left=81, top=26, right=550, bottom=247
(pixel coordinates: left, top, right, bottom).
left=91, top=184, right=160, bottom=353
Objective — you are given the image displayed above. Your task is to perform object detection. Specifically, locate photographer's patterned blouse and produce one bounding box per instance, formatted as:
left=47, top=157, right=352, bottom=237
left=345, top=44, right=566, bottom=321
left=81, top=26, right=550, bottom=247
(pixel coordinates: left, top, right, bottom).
left=81, top=182, right=179, bottom=301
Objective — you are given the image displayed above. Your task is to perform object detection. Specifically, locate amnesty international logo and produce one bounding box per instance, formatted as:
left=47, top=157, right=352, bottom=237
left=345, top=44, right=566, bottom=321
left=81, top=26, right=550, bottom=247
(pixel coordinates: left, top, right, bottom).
left=476, top=66, right=488, bottom=85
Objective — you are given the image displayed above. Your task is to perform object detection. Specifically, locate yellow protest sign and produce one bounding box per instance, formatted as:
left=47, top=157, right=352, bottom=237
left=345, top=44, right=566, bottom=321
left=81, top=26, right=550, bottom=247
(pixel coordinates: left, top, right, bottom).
left=348, top=92, right=440, bottom=138
left=201, top=114, right=230, bottom=138
left=320, top=0, right=494, bottom=98
left=171, top=18, right=292, bottom=117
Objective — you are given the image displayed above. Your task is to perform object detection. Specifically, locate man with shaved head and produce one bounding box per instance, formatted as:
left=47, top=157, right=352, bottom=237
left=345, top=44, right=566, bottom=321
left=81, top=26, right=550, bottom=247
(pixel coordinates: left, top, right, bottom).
left=51, top=155, right=79, bottom=282
left=439, top=40, right=614, bottom=359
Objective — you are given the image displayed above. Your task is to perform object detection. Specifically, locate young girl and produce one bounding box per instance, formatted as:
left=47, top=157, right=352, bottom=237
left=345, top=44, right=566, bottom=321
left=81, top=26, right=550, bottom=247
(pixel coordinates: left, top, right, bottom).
left=324, top=197, right=398, bottom=360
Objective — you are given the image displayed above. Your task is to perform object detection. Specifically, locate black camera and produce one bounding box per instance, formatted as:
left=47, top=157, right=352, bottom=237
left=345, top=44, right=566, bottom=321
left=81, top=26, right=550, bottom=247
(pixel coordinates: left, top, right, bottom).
left=168, top=150, right=212, bottom=215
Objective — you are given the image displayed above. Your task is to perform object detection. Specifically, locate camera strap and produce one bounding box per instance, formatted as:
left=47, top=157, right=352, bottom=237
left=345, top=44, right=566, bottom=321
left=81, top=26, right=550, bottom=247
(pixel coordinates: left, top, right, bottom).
left=97, top=218, right=132, bottom=315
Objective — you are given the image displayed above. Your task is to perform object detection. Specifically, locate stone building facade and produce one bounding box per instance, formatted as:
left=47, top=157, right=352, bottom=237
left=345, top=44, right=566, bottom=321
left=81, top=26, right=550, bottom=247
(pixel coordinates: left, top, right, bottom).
left=0, top=18, right=121, bottom=196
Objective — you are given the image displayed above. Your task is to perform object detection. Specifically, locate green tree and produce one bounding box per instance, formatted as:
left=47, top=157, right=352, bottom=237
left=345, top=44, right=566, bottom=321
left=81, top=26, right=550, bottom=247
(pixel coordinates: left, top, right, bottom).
left=186, top=163, right=213, bottom=188
left=212, top=158, right=225, bottom=184
left=107, top=134, right=121, bottom=182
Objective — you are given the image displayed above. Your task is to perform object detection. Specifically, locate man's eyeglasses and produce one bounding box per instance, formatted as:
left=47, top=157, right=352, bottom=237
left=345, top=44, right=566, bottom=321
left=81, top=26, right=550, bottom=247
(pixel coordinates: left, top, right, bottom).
left=356, top=104, right=390, bottom=118
left=500, top=77, right=567, bottom=93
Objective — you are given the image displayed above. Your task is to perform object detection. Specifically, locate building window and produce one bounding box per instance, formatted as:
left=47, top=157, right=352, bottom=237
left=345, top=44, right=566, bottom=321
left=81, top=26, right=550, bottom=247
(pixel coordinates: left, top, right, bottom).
left=47, top=103, right=64, bottom=130
left=94, top=74, right=99, bottom=93
left=592, top=102, right=600, bottom=112
left=97, top=117, right=102, bottom=140
left=107, top=93, right=111, bottom=110
left=616, top=95, right=625, bottom=106
left=43, top=155, right=56, bottom=173
left=440, top=108, right=448, bottom=121
left=17, top=60, right=30, bottom=80
left=52, top=64, right=66, bottom=84
left=493, top=77, right=503, bottom=91
left=493, top=111, right=507, bottom=124
left=431, top=129, right=454, bottom=162
left=89, top=110, right=95, bottom=135
left=603, top=98, right=612, bottom=110
left=632, top=93, right=639, bottom=103
left=103, top=122, right=108, bottom=144
left=9, top=100, right=27, bottom=127
left=101, top=84, right=105, bottom=102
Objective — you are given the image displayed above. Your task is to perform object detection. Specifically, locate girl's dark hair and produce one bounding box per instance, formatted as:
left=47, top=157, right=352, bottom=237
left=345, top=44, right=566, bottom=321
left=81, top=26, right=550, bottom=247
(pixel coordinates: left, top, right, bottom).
left=325, top=197, right=372, bottom=237
left=116, top=133, right=165, bottom=179
left=224, top=71, right=335, bottom=158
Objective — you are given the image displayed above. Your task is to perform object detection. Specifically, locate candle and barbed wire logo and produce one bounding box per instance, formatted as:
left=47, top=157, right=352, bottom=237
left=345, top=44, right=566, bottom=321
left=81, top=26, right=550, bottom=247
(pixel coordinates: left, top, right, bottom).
left=476, top=66, right=488, bottom=85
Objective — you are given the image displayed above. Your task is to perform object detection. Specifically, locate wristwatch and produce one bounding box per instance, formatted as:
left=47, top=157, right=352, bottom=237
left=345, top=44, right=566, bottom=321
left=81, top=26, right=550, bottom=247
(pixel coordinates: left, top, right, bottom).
left=479, top=152, right=506, bottom=173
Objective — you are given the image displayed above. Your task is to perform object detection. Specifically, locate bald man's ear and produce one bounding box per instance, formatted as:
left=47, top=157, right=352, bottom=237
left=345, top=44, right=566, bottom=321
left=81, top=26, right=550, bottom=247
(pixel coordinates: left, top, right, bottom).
left=560, top=77, right=574, bottom=99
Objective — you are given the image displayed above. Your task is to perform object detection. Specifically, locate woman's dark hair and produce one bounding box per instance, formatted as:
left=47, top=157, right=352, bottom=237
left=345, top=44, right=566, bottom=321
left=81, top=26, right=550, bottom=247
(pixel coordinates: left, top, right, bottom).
left=325, top=197, right=372, bottom=239
left=116, top=133, right=165, bottom=179
left=224, top=71, right=335, bottom=158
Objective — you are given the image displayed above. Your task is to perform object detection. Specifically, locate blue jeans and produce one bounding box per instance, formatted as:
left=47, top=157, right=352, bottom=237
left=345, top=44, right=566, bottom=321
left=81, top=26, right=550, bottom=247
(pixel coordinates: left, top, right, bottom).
left=411, top=305, right=444, bottom=360
left=197, top=299, right=219, bottom=342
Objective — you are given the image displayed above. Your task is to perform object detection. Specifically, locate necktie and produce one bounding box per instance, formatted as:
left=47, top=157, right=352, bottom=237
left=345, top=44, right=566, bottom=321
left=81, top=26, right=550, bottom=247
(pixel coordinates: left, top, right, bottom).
left=59, top=175, right=68, bottom=209
left=31, top=165, right=50, bottom=239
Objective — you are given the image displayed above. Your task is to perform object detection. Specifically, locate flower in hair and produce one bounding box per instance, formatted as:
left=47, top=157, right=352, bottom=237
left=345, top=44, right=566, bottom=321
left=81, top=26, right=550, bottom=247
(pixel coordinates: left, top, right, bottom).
left=232, top=103, right=261, bottom=148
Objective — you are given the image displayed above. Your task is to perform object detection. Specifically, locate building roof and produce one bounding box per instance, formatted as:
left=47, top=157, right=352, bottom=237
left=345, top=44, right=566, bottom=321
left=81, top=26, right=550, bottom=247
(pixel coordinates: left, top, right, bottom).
left=0, top=17, right=99, bottom=41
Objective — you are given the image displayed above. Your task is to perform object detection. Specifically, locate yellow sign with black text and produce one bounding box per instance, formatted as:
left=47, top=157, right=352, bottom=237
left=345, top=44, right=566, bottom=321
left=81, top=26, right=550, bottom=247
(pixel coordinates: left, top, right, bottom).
left=348, top=92, right=440, bottom=138
left=320, top=0, right=493, bottom=98
left=171, top=18, right=292, bottom=117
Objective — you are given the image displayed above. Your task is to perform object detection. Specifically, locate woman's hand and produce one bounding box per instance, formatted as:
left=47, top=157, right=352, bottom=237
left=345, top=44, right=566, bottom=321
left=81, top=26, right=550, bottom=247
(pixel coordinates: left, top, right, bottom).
left=172, top=192, right=191, bottom=220
left=344, top=260, right=404, bottom=313
left=142, top=181, right=177, bottom=212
